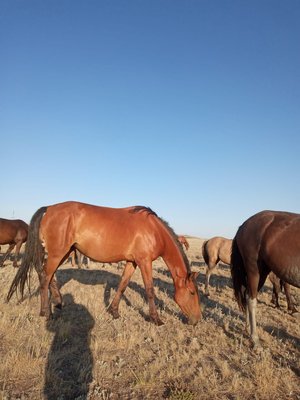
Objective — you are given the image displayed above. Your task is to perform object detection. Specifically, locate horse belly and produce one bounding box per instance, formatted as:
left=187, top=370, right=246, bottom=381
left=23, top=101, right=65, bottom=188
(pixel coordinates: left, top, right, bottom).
left=77, top=239, right=134, bottom=263
left=0, top=230, right=16, bottom=245
left=264, top=249, right=300, bottom=288
left=75, top=229, right=159, bottom=264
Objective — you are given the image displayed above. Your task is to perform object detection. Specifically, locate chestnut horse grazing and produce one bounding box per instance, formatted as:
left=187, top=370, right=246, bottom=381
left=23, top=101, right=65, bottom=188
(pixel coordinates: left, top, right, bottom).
left=231, top=210, right=300, bottom=346
left=7, top=201, right=201, bottom=325
left=0, top=218, right=28, bottom=268
left=202, top=237, right=232, bottom=296
left=178, top=236, right=189, bottom=251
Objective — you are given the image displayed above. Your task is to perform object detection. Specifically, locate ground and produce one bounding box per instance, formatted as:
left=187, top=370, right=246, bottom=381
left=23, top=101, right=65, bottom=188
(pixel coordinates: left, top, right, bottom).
left=0, top=238, right=299, bottom=400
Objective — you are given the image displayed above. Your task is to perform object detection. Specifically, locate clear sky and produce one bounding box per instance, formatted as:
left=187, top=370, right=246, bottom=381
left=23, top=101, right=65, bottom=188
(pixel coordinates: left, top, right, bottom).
left=1, top=1, right=299, bottom=238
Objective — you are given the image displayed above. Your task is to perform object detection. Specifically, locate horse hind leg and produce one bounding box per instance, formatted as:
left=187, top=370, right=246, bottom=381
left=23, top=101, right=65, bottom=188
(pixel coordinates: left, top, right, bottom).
left=247, top=268, right=269, bottom=347
left=271, top=278, right=281, bottom=308
left=38, top=255, right=63, bottom=319
left=0, top=243, right=15, bottom=267
left=49, top=274, right=63, bottom=310
left=108, top=261, right=137, bottom=319
left=205, top=260, right=217, bottom=296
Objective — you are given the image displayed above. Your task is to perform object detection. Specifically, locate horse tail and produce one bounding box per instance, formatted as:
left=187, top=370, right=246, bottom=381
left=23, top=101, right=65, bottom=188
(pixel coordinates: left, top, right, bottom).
left=7, top=206, right=48, bottom=302
left=230, top=237, right=247, bottom=312
left=202, top=240, right=209, bottom=265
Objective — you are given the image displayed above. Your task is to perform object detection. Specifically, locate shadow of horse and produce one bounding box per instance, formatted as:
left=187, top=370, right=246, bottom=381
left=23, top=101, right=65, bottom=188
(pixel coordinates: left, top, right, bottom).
left=56, top=268, right=186, bottom=323
left=44, top=293, right=94, bottom=399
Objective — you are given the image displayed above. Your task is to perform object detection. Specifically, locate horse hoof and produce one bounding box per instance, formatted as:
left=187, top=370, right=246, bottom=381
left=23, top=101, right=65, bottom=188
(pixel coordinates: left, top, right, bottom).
left=107, top=306, right=120, bottom=319
left=151, top=317, right=164, bottom=326
left=54, top=303, right=62, bottom=310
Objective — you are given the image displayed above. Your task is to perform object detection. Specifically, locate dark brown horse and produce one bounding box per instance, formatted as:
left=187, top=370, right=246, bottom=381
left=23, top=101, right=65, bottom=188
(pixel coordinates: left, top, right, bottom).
left=231, top=210, right=300, bottom=346
left=202, top=237, right=232, bottom=296
left=269, top=272, right=297, bottom=313
left=0, top=218, right=28, bottom=268
left=7, top=201, right=201, bottom=325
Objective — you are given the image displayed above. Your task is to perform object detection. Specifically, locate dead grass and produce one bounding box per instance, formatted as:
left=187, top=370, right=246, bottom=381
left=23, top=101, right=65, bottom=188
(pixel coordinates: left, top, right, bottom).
left=0, top=238, right=299, bottom=400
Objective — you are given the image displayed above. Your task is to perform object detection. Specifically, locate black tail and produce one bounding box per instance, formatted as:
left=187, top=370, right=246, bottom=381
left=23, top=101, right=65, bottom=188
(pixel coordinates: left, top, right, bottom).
left=7, top=206, right=48, bottom=302
left=202, top=240, right=209, bottom=265
left=230, top=237, right=247, bottom=312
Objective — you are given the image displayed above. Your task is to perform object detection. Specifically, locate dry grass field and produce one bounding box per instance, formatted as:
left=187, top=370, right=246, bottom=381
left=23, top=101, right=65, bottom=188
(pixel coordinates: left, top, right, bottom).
left=0, top=238, right=299, bottom=400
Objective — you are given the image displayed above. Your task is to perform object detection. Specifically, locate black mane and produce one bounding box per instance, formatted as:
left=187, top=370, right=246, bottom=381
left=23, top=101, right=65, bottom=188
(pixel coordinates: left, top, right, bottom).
left=131, top=206, right=190, bottom=273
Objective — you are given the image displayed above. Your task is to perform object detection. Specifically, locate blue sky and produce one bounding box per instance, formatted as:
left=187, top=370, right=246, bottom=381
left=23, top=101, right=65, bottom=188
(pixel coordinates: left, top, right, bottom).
left=1, top=1, right=299, bottom=238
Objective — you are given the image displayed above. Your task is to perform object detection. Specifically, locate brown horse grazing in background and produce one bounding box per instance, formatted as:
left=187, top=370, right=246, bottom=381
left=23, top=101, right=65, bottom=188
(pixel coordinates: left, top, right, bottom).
left=231, top=210, right=300, bottom=346
left=7, top=201, right=201, bottom=325
left=0, top=218, right=28, bottom=268
left=269, top=272, right=297, bottom=313
left=202, top=237, right=232, bottom=296
left=178, top=236, right=189, bottom=251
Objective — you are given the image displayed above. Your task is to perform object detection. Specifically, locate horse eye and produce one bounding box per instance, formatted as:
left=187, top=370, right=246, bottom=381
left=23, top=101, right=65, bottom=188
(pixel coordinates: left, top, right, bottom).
left=190, top=290, right=195, bottom=296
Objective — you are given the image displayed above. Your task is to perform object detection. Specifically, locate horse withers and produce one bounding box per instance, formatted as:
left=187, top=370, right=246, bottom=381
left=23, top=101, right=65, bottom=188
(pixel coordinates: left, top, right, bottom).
left=202, top=237, right=232, bottom=296
left=0, top=218, right=28, bottom=268
left=231, top=210, right=300, bottom=346
left=7, top=201, right=201, bottom=326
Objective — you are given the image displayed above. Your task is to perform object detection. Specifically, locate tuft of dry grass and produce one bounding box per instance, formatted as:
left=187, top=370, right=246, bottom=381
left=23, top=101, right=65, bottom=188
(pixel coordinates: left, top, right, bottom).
left=0, top=239, right=299, bottom=400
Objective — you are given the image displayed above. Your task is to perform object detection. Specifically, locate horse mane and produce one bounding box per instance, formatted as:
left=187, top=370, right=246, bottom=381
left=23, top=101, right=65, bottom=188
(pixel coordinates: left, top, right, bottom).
left=130, top=206, right=158, bottom=217
left=131, top=206, right=191, bottom=273
left=161, top=217, right=191, bottom=273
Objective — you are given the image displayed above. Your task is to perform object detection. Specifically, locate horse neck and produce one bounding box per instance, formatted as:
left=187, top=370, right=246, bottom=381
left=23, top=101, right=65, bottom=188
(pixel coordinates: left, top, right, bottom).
left=161, top=232, right=189, bottom=282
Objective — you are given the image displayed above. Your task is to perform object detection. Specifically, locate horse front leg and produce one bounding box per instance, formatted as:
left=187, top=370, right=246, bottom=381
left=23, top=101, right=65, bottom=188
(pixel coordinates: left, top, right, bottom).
left=76, top=249, right=83, bottom=269
left=139, top=260, right=163, bottom=326
left=271, top=277, right=280, bottom=308
left=108, top=261, right=136, bottom=319
left=283, top=282, right=297, bottom=313
left=0, top=243, right=15, bottom=267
